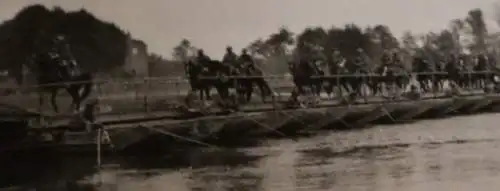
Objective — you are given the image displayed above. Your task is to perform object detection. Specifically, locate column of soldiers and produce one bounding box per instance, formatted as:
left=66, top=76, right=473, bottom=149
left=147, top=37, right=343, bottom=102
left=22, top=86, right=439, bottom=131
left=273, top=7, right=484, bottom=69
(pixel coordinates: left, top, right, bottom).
left=194, top=46, right=257, bottom=72
left=186, top=46, right=260, bottom=112
left=188, top=45, right=500, bottom=110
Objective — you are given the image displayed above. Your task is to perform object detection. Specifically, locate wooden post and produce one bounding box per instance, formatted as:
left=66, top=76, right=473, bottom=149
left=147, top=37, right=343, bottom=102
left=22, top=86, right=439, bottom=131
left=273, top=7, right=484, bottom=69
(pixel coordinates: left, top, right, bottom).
left=468, top=70, right=472, bottom=94
left=176, top=78, right=180, bottom=97
left=362, top=73, right=368, bottom=104
left=143, top=79, right=148, bottom=113
left=431, top=71, right=436, bottom=98
left=96, top=127, right=103, bottom=185
left=336, top=72, right=341, bottom=102
left=96, top=128, right=101, bottom=167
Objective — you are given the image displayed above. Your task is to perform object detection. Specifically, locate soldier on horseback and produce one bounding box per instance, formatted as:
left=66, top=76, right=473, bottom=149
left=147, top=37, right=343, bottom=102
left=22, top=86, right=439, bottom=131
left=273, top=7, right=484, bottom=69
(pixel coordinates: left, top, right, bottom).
left=222, top=46, right=238, bottom=67
left=239, top=49, right=256, bottom=72
left=32, top=34, right=94, bottom=113
left=196, top=49, right=211, bottom=66
left=52, top=35, right=81, bottom=78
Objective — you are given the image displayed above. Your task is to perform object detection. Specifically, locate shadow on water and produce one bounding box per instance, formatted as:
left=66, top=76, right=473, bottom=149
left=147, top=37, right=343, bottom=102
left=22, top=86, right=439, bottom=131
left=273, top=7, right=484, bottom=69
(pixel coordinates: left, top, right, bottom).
left=5, top=114, right=500, bottom=190
left=0, top=147, right=267, bottom=190
left=96, top=148, right=268, bottom=191
left=116, top=148, right=266, bottom=171
left=0, top=154, right=98, bottom=190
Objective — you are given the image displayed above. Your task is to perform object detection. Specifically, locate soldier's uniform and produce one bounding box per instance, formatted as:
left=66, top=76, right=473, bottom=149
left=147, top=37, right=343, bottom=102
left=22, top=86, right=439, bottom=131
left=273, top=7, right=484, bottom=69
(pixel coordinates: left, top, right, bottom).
left=239, top=49, right=256, bottom=72
left=222, top=47, right=238, bottom=64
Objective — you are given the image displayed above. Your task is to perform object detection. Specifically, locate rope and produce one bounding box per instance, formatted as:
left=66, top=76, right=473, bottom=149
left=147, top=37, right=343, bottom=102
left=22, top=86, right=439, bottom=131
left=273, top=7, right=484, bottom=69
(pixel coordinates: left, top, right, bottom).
left=141, top=125, right=219, bottom=149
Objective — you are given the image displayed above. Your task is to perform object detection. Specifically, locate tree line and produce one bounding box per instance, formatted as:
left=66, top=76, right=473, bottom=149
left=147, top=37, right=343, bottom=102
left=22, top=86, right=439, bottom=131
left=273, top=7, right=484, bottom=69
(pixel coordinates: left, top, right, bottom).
left=173, top=8, right=498, bottom=74
left=0, top=4, right=129, bottom=83
left=0, top=5, right=496, bottom=81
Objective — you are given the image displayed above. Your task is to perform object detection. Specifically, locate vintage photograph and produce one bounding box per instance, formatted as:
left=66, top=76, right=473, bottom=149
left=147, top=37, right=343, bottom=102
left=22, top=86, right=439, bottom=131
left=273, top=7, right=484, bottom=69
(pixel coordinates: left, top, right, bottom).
left=0, top=0, right=500, bottom=190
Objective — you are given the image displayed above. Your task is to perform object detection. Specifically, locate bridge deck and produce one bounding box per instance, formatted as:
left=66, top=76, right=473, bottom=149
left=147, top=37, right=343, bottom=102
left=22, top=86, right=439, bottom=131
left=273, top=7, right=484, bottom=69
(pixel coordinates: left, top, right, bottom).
left=0, top=87, right=488, bottom=129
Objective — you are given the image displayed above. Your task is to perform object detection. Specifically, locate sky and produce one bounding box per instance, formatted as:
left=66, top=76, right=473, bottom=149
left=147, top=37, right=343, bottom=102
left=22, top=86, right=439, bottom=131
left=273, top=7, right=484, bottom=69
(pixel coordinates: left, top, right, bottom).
left=1, top=0, right=500, bottom=59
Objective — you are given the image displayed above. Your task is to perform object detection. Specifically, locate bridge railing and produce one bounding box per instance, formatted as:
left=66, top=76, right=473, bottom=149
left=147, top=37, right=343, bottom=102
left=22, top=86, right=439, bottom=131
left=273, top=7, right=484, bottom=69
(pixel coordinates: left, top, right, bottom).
left=0, top=71, right=495, bottom=117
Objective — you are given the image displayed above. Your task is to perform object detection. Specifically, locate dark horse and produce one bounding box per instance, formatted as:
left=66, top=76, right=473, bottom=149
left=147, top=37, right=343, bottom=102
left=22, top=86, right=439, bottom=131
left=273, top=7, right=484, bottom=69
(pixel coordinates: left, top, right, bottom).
left=185, top=59, right=236, bottom=101
left=324, top=58, right=351, bottom=98
left=343, top=58, right=372, bottom=97
left=288, top=59, right=324, bottom=96
left=232, top=61, right=275, bottom=103
left=185, top=60, right=211, bottom=100
left=470, top=55, right=495, bottom=89
left=373, top=64, right=410, bottom=96
left=34, top=50, right=93, bottom=113
left=443, top=56, right=466, bottom=89
left=412, top=57, right=433, bottom=92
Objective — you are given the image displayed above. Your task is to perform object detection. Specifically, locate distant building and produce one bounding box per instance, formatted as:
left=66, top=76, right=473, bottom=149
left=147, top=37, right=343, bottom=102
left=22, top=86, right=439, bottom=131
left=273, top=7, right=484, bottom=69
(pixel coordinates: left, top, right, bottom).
left=124, top=37, right=149, bottom=77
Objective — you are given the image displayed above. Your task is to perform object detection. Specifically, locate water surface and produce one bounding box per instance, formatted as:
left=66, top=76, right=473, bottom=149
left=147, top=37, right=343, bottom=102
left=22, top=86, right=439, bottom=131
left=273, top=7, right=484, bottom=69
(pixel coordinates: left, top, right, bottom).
left=3, top=113, right=500, bottom=191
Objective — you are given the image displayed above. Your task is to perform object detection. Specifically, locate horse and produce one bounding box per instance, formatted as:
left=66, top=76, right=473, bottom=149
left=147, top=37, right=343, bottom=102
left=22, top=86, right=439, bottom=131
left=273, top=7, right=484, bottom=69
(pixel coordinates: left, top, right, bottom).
left=373, top=64, right=410, bottom=97
left=470, top=55, right=494, bottom=89
left=342, top=58, right=372, bottom=97
left=201, top=60, right=240, bottom=101
left=233, top=61, right=275, bottom=103
left=288, top=59, right=323, bottom=96
left=443, top=56, right=465, bottom=90
left=185, top=60, right=211, bottom=100
left=34, top=51, right=93, bottom=113
left=325, top=59, right=350, bottom=96
left=412, top=57, right=433, bottom=92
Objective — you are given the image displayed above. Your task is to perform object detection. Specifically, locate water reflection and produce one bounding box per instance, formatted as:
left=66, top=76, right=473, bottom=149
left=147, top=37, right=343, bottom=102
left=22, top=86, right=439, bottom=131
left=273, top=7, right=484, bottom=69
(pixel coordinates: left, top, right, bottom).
left=6, top=114, right=500, bottom=190
left=0, top=155, right=98, bottom=190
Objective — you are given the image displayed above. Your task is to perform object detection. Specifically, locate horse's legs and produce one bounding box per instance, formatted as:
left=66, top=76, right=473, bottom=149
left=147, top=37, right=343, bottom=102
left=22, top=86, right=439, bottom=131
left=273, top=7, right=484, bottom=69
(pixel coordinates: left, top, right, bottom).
left=340, top=80, right=350, bottom=96
left=418, top=79, right=426, bottom=92
left=246, top=83, right=254, bottom=102
left=432, top=79, right=440, bottom=92
left=324, top=80, right=334, bottom=98
left=50, top=88, right=59, bottom=113
left=38, top=89, right=44, bottom=112
left=315, top=80, right=323, bottom=96
left=198, top=88, right=204, bottom=101
left=66, top=86, right=82, bottom=112
left=372, top=81, right=381, bottom=96
left=79, top=82, right=93, bottom=103
left=204, top=86, right=211, bottom=100
left=260, top=78, right=273, bottom=96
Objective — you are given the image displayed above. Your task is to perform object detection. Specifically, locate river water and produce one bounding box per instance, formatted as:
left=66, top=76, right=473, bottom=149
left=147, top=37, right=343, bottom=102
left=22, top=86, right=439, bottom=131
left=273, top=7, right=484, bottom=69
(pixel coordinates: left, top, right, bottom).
left=3, top=113, right=500, bottom=191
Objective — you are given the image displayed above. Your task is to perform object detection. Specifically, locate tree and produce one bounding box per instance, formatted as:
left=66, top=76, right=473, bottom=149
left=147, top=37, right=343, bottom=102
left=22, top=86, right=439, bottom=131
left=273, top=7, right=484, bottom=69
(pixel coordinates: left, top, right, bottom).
left=246, top=38, right=271, bottom=58
left=172, top=39, right=197, bottom=61
left=465, top=9, right=488, bottom=53
left=294, top=27, right=327, bottom=60
left=435, top=29, right=461, bottom=56
left=401, top=32, right=418, bottom=52
left=265, top=26, right=295, bottom=56
left=0, top=4, right=128, bottom=83
left=449, top=19, right=465, bottom=54
left=363, top=25, right=400, bottom=65
left=325, top=24, right=373, bottom=60
left=371, top=25, right=400, bottom=50
left=400, top=31, right=419, bottom=70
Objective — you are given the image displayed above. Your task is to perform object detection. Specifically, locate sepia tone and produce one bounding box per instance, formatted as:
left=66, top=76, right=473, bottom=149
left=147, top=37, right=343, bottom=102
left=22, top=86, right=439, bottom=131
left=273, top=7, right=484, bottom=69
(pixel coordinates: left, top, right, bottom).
left=1, top=0, right=500, bottom=191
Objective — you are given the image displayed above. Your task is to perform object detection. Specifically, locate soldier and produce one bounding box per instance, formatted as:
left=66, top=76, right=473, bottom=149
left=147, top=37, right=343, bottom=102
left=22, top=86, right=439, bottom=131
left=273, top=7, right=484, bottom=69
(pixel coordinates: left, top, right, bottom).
left=222, top=46, right=238, bottom=65
left=239, top=48, right=256, bottom=71
left=196, top=49, right=211, bottom=65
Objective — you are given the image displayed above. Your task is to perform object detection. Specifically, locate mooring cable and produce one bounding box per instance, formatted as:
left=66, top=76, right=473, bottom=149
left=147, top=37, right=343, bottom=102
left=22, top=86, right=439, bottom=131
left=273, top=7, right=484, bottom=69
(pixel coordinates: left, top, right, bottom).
left=141, top=125, right=220, bottom=149
left=305, top=104, right=354, bottom=131
left=240, top=112, right=295, bottom=141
